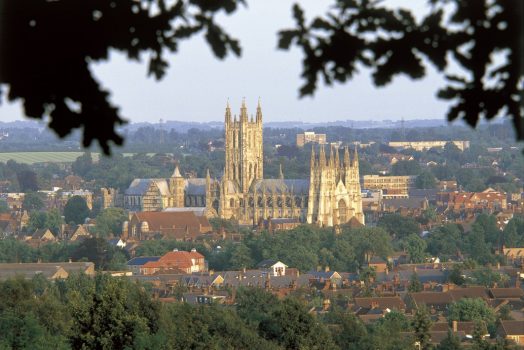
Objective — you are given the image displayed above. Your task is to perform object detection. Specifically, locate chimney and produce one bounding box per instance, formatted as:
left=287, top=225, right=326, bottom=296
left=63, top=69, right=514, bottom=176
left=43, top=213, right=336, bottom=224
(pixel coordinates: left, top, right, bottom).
left=452, top=320, right=458, bottom=332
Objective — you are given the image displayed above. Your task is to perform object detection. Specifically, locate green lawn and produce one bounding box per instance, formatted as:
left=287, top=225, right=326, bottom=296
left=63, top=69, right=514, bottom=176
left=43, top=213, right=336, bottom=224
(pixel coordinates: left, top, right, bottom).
left=0, top=152, right=100, bottom=164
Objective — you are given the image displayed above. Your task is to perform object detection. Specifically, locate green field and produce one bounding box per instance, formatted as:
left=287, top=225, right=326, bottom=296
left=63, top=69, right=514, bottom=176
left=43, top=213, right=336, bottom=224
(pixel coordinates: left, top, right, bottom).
left=0, top=152, right=101, bottom=164
left=0, top=152, right=173, bottom=164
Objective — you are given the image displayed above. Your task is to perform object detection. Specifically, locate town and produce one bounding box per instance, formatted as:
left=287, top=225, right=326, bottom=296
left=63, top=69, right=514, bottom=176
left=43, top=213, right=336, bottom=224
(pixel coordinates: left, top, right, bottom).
left=0, top=102, right=523, bottom=349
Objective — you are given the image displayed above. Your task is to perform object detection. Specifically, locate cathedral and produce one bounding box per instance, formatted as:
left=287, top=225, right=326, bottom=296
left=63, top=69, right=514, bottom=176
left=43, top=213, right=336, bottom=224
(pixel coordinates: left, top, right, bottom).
left=124, top=100, right=365, bottom=227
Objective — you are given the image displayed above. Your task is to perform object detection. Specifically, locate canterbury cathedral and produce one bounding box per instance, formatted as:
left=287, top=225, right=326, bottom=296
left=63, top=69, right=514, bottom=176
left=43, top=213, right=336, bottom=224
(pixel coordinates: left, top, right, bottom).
left=124, top=100, right=364, bottom=227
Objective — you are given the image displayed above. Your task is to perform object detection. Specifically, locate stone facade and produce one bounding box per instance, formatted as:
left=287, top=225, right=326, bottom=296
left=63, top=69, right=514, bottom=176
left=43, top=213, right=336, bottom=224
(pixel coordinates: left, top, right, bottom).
left=124, top=100, right=364, bottom=227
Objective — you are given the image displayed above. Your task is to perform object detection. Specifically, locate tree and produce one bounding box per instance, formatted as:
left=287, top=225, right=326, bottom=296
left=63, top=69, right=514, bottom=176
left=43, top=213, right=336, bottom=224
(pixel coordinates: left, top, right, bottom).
left=95, top=207, right=127, bottom=237
left=63, top=196, right=90, bottom=225
left=27, top=212, right=48, bottom=232
left=0, top=0, right=243, bottom=153
left=22, top=192, right=45, bottom=213
left=447, top=298, right=496, bottom=326
left=403, top=233, right=428, bottom=263
left=71, top=152, right=93, bottom=177
left=413, top=307, right=432, bottom=350
left=448, top=265, right=465, bottom=286
left=378, top=214, right=419, bottom=240
left=2, top=1, right=521, bottom=152
left=278, top=1, right=523, bottom=142
left=229, top=243, right=254, bottom=270
left=408, top=271, right=423, bottom=292
left=391, top=160, right=422, bottom=176
left=45, top=209, right=64, bottom=235
left=416, top=171, right=437, bottom=189
left=16, top=170, right=39, bottom=192
left=436, top=330, right=462, bottom=350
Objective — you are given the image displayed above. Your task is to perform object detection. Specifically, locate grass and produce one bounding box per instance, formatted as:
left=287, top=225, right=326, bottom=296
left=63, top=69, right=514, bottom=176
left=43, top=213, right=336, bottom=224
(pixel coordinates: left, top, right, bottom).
left=0, top=152, right=101, bottom=164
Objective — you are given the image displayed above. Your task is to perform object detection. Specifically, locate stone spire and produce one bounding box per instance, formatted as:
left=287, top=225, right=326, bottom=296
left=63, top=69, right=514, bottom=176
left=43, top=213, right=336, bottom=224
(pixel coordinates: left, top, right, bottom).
left=353, top=145, right=359, bottom=168
left=225, top=99, right=231, bottom=125
left=329, top=144, right=335, bottom=168
left=279, top=163, right=284, bottom=180
left=344, top=146, right=350, bottom=168
left=240, top=97, right=248, bottom=122
left=319, top=144, right=326, bottom=167
left=256, top=97, right=263, bottom=124
left=172, top=165, right=182, bottom=178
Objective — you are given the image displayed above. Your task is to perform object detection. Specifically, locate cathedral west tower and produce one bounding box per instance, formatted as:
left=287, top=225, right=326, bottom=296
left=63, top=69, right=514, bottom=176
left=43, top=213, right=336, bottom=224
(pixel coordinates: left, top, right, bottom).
left=224, top=98, right=263, bottom=193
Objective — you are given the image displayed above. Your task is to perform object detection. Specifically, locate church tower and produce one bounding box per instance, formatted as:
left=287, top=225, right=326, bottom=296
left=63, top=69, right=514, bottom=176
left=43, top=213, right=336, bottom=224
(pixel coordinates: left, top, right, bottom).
left=169, top=165, right=185, bottom=207
left=224, top=99, right=263, bottom=193
left=307, top=144, right=364, bottom=226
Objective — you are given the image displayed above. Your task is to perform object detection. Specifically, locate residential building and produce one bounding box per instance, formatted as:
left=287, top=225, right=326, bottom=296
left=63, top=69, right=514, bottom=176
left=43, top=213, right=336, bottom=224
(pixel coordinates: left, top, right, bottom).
left=296, top=131, right=327, bottom=147
left=123, top=211, right=212, bottom=241
left=388, top=140, right=470, bottom=151
left=363, top=175, right=416, bottom=198
left=141, top=249, right=206, bottom=275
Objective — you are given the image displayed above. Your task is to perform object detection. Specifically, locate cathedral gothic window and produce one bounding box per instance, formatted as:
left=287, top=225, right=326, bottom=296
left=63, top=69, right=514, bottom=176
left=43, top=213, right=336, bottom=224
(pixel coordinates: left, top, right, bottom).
left=229, top=198, right=235, bottom=208
left=338, top=199, right=347, bottom=223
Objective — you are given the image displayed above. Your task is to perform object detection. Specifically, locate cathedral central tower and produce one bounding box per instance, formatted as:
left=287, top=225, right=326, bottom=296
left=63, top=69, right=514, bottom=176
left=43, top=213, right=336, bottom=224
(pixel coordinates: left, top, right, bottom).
left=224, top=99, right=263, bottom=193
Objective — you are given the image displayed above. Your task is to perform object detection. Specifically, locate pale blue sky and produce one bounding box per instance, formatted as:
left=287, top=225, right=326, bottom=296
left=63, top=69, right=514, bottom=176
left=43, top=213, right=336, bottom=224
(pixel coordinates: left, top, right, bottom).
left=0, top=0, right=450, bottom=124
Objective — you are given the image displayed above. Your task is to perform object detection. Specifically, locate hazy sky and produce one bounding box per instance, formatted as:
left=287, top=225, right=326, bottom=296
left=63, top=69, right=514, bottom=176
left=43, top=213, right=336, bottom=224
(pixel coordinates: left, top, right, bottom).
left=0, top=0, right=451, bottom=124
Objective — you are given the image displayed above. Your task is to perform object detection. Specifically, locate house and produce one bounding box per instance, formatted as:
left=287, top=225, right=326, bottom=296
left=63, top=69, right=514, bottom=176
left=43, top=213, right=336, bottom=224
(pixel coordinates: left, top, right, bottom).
left=32, top=228, right=56, bottom=242
left=108, top=238, right=126, bottom=248
left=124, top=211, right=212, bottom=241
left=256, top=260, right=288, bottom=276
left=141, top=249, right=206, bottom=275
left=353, top=296, right=406, bottom=313
left=367, top=257, right=388, bottom=273
left=497, top=320, right=524, bottom=345
left=62, top=224, right=92, bottom=241
left=126, top=256, right=160, bottom=275
left=0, top=262, right=95, bottom=280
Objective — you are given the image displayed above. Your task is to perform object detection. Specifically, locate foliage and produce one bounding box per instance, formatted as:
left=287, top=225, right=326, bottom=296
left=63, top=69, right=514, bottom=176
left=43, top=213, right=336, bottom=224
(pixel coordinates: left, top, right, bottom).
left=416, top=171, right=437, bottom=189
left=471, top=268, right=510, bottom=288
left=63, top=195, right=90, bottom=225
left=403, top=234, right=428, bottom=263
left=447, top=298, right=496, bottom=326
left=448, top=264, right=465, bottom=286
left=391, top=160, right=422, bottom=176
left=71, top=237, right=128, bottom=270
left=408, top=271, right=423, bottom=292
left=95, top=207, right=128, bottom=237
left=278, top=0, right=523, bottom=141
left=23, top=192, right=45, bottom=213
left=378, top=214, right=420, bottom=240
left=0, top=0, right=244, bottom=153
left=413, top=307, right=432, bottom=350
left=436, top=330, right=462, bottom=350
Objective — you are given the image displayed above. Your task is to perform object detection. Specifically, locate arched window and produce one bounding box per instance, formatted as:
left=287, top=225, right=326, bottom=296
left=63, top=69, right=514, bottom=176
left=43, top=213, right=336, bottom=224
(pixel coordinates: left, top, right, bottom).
left=212, top=200, right=219, bottom=212
left=230, top=198, right=235, bottom=208
left=249, top=163, right=253, bottom=180
left=338, top=199, right=347, bottom=223
left=257, top=196, right=263, bottom=206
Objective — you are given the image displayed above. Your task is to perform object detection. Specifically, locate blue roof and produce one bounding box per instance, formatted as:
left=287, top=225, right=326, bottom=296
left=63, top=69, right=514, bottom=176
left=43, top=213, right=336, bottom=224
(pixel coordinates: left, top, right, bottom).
left=127, top=256, right=160, bottom=266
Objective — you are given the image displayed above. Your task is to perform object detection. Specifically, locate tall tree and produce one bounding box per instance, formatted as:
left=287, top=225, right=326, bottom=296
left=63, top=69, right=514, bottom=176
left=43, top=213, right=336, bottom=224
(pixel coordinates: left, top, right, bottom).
left=94, top=207, right=127, bottom=237
left=413, top=307, right=432, bottom=350
left=22, top=192, right=45, bottom=213
left=63, top=196, right=90, bottom=225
